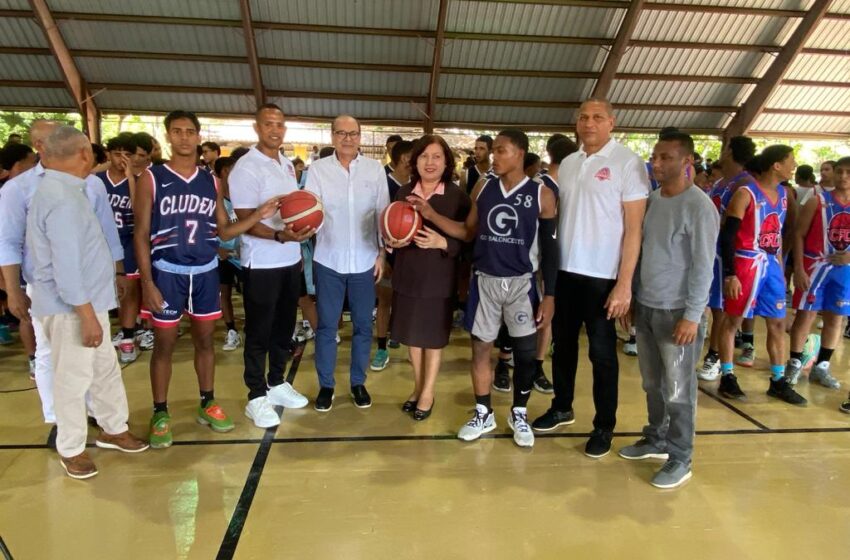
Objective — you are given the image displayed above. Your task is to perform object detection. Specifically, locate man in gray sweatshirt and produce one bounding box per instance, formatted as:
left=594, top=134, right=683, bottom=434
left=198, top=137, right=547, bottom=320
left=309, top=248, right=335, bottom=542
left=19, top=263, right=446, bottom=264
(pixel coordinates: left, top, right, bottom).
left=618, top=131, right=719, bottom=489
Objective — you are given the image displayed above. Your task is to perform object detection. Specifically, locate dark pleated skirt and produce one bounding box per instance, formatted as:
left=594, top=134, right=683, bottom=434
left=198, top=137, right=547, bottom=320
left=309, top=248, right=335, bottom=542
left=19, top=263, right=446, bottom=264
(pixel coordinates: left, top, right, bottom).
left=390, top=292, right=453, bottom=350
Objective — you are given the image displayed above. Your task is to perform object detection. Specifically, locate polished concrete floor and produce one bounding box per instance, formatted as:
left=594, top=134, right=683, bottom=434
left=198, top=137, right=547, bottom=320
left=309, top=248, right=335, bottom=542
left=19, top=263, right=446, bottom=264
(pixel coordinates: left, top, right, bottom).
left=1, top=311, right=849, bottom=559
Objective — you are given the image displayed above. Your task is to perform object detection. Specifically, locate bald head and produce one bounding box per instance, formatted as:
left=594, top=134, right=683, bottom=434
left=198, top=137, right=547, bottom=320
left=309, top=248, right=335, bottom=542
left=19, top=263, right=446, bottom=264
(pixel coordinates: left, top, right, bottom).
left=29, top=119, right=58, bottom=155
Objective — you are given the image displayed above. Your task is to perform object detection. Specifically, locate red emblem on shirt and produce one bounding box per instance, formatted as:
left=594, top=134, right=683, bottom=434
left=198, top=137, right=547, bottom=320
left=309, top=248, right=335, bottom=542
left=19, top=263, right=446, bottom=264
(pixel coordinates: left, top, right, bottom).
left=595, top=167, right=611, bottom=181
left=758, top=213, right=782, bottom=254
left=827, top=212, right=850, bottom=252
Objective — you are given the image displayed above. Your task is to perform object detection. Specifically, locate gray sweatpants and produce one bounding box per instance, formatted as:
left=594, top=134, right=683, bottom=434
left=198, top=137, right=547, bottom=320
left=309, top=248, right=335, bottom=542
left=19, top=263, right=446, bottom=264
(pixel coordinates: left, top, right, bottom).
left=634, top=303, right=705, bottom=464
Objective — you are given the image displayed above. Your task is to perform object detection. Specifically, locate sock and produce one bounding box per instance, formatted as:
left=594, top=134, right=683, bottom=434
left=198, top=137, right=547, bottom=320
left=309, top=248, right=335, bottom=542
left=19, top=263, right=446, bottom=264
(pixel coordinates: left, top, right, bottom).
left=817, top=347, right=834, bottom=364
left=721, top=362, right=734, bottom=376
left=122, top=327, right=135, bottom=340
left=705, top=348, right=719, bottom=361
left=226, top=321, right=236, bottom=332
left=742, top=332, right=754, bottom=346
left=770, top=364, right=785, bottom=381
left=377, top=337, right=387, bottom=351
left=790, top=350, right=803, bottom=363
left=153, top=401, right=168, bottom=414
left=200, top=390, right=215, bottom=408
left=475, top=393, right=492, bottom=413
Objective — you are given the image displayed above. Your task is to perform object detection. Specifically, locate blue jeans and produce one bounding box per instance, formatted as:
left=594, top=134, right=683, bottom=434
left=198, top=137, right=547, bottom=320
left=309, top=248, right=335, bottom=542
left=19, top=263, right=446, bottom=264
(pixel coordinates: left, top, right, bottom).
left=314, top=262, right=375, bottom=389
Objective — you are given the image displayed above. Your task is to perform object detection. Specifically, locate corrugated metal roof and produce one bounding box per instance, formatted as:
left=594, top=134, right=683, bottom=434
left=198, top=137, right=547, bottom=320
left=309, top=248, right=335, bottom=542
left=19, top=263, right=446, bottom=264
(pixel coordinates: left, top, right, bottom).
left=76, top=58, right=252, bottom=89
left=262, top=66, right=430, bottom=96
left=283, top=97, right=423, bottom=121
left=439, top=74, right=594, bottom=102
left=659, top=0, right=815, bottom=8
left=0, top=54, right=63, bottom=81
left=0, top=0, right=30, bottom=9
left=609, top=80, right=753, bottom=106
left=251, top=0, right=439, bottom=30
left=446, top=1, right=624, bottom=38
left=255, top=30, right=433, bottom=66
left=634, top=10, right=797, bottom=46
left=615, top=109, right=733, bottom=130
left=58, top=20, right=246, bottom=56
left=0, top=17, right=48, bottom=48
left=752, top=113, right=850, bottom=134
left=0, top=86, right=75, bottom=108
left=766, top=85, right=850, bottom=112
left=96, top=90, right=256, bottom=114
left=442, top=40, right=607, bottom=72
left=805, top=19, right=850, bottom=50
left=784, top=53, right=850, bottom=82
left=436, top=104, right=574, bottom=125
left=831, top=0, right=850, bottom=13
left=45, top=0, right=241, bottom=19
left=619, top=47, right=772, bottom=78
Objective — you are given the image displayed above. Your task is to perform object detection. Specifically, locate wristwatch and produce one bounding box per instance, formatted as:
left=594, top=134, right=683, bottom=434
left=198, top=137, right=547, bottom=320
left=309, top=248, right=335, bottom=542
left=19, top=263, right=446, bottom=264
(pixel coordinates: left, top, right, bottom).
left=274, top=230, right=284, bottom=243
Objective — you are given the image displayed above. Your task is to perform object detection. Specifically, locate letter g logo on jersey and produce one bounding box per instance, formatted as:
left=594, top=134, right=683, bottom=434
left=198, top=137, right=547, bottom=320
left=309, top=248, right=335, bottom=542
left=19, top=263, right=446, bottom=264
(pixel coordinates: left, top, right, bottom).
left=487, top=204, right=519, bottom=237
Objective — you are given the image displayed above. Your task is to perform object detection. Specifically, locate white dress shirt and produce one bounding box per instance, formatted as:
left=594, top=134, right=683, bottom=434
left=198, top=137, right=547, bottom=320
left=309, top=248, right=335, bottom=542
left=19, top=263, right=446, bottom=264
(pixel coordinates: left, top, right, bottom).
left=228, top=146, right=301, bottom=269
left=306, top=152, right=389, bottom=274
left=558, top=138, right=650, bottom=280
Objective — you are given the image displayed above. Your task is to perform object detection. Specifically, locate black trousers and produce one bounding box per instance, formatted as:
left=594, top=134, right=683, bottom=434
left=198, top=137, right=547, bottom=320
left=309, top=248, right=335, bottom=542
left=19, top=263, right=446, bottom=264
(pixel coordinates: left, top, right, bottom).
left=242, top=263, right=301, bottom=400
left=551, top=271, right=619, bottom=431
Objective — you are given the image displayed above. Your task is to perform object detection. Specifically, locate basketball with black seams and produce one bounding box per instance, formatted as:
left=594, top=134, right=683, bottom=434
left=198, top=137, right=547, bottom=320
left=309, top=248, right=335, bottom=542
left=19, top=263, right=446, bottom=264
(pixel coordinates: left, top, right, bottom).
left=280, top=190, right=324, bottom=231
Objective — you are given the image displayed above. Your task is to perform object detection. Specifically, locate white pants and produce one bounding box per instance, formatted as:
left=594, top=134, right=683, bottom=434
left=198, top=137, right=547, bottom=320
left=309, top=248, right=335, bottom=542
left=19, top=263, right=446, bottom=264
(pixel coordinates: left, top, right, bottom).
left=42, top=312, right=129, bottom=457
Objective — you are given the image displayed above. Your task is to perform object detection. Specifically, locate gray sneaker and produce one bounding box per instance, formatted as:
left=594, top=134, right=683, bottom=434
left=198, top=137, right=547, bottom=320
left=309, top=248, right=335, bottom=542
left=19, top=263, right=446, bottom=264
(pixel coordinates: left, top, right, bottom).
left=651, top=459, right=693, bottom=489
left=618, top=438, right=669, bottom=461
left=810, top=362, right=841, bottom=389
left=786, top=359, right=803, bottom=385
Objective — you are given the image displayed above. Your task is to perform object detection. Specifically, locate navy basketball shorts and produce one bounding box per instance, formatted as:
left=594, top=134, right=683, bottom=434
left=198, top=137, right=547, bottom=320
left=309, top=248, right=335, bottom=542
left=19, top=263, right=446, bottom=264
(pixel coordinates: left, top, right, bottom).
left=141, top=266, right=222, bottom=328
left=120, top=236, right=139, bottom=279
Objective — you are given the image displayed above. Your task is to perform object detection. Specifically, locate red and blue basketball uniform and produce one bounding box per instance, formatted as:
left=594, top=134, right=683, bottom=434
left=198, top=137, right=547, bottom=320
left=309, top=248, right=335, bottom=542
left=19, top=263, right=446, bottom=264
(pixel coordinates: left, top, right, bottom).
left=793, top=190, right=850, bottom=314
left=140, top=164, right=221, bottom=327
left=724, top=182, right=788, bottom=319
left=97, top=170, right=139, bottom=278
left=707, top=172, right=752, bottom=309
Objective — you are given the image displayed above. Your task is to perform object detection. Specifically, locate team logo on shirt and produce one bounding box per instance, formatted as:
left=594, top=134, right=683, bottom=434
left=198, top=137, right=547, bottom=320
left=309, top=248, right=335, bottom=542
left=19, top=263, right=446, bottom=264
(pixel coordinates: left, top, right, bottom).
left=595, top=167, right=611, bottom=181
left=515, top=311, right=529, bottom=325
left=827, top=212, right=850, bottom=252
left=486, top=204, right=520, bottom=238
left=758, top=213, right=782, bottom=254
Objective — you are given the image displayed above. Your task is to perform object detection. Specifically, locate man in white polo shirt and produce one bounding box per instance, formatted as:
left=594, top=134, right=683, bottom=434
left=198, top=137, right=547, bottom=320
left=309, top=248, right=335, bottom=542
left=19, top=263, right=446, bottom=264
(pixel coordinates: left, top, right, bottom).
left=229, top=104, right=312, bottom=429
left=532, top=98, right=650, bottom=459
left=306, top=115, right=389, bottom=412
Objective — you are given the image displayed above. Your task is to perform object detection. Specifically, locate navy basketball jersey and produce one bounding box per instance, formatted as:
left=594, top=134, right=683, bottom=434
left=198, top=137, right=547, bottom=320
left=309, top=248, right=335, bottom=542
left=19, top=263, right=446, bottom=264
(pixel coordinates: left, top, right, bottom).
left=536, top=172, right=559, bottom=197
left=97, top=170, right=134, bottom=237
left=466, top=165, right=494, bottom=194
left=473, top=177, right=541, bottom=276
left=147, top=164, right=219, bottom=266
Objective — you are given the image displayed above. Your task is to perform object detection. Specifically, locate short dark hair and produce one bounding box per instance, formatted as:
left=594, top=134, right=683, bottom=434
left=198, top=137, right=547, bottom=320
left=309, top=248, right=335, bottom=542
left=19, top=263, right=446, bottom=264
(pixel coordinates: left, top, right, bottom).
left=0, top=142, right=33, bottom=170
left=390, top=140, right=414, bottom=165
left=657, top=131, right=695, bottom=156
left=546, top=133, right=568, bottom=151
left=201, top=141, right=221, bottom=155
left=292, top=156, right=304, bottom=167
left=409, top=134, right=456, bottom=187
left=745, top=145, right=794, bottom=175
left=132, top=132, right=154, bottom=154
left=795, top=165, right=816, bottom=184
left=230, top=146, right=250, bottom=161
left=728, top=136, right=756, bottom=166
left=497, top=129, right=529, bottom=154
left=710, top=161, right=722, bottom=171
left=523, top=152, right=541, bottom=170
left=105, top=134, right=137, bottom=153
left=319, top=146, right=335, bottom=158
left=91, top=143, right=107, bottom=164
left=658, top=126, right=680, bottom=138
left=475, top=135, right=493, bottom=151
left=548, top=137, right=578, bottom=165
left=822, top=160, right=837, bottom=169
left=835, top=157, right=850, bottom=170
left=165, top=110, right=201, bottom=133
left=214, top=156, right=235, bottom=178
left=255, top=103, right=284, bottom=120
left=8, top=133, right=21, bottom=140
left=386, top=134, right=403, bottom=145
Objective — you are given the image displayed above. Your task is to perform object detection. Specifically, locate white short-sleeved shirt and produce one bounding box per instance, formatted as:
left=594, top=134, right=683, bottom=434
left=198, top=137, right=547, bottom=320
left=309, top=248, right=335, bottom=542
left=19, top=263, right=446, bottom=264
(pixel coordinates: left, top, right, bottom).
left=306, top=153, right=389, bottom=274
left=228, top=146, right=301, bottom=269
left=558, top=138, right=650, bottom=280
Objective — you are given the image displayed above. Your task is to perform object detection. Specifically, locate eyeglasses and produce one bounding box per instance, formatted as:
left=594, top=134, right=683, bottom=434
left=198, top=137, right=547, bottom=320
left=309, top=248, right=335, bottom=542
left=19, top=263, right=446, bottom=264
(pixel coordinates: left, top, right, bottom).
left=333, top=130, right=361, bottom=139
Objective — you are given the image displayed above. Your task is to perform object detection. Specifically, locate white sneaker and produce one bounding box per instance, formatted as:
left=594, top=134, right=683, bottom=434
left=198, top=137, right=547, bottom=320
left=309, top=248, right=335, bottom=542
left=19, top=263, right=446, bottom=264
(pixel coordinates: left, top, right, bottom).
left=245, top=396, right=280, bottom=428
left=118, top=340, right=138, bottom=364
left=508, top=407, right=535, bottom=448
left=111, top=332, right=123, bottom=347
left=267, top=382, right=308, bottom=408
left=28, top=358, right=35, bottom=380
left=223, top=329, right=241, bottom=351
left=335, top=334, right=341, bottom=344
left=138, top=329, right=155, bottom=350
left=697, top=355, right=720, bottom=381
left=457, top=404, right=496, bottom=441
left=623, top=341, right=638, bottom=356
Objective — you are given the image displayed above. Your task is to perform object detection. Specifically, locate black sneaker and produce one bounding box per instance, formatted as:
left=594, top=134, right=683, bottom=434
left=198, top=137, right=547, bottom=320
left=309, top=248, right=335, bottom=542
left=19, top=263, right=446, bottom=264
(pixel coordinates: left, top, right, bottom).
left=533, top=373, right=554, bottom=394
left=46, top=424, right=57, bottom=449
left=840, top=395, right=850, bottom=414
left=531, top=408, right=575, bottom=432
left=314, top=387, right=334, bottom=412
left=388, top=338, right=400, bottom=349
left=492, top=360, right=511, bottom=392
left=767, top=377, right=807, bottom=407
left=585, top=428, right=613, bottom=458
left=718, top=374, right=746, bottom=400
left=350, top=385, right=372, bottom=409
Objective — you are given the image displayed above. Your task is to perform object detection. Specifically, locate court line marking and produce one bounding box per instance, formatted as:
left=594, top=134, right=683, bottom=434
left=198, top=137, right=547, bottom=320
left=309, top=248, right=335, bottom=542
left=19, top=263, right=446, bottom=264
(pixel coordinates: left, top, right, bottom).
left=698, top=386, right=772, bottom=431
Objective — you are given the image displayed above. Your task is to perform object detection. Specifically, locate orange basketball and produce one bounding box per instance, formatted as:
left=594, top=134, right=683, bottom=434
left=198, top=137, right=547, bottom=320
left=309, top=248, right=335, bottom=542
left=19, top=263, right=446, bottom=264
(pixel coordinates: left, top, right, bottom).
left=280, top=190, right=324, bottom=231
left=380, top=201, right=422, bottom=244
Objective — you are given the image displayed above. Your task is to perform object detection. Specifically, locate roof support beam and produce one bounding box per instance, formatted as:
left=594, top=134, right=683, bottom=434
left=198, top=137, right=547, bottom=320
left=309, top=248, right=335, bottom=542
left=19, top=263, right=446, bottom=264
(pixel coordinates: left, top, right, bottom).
left=425, top=0, right=450, bottom=133
left=27, top=0, right=100, bottom=142
left=592, top=0, right=644, bottom=99
left=238, top=0, right=265, bottom=108
left=724, top=0, right=833, bottom=139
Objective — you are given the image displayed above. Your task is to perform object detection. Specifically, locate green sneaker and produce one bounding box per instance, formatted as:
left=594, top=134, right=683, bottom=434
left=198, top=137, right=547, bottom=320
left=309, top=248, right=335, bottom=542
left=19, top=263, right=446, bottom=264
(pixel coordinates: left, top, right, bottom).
left=149, top=411, right=173, bottom=449
left=370, top=348, right=389, bottom=371
left=197, top=401, right=235, bottom=433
